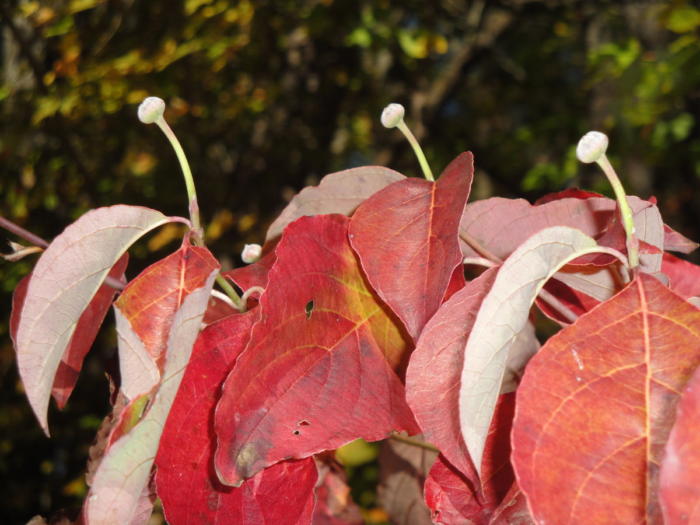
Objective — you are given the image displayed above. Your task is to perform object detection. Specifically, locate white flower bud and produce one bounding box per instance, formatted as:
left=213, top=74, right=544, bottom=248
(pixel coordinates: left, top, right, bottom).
left=241, top=243, right=262, bottom=264
left=381, top=103, right=405, bottom=128
left=576, top=131, right=609, bottom=164
left=137, top=96, right=166, bottom=124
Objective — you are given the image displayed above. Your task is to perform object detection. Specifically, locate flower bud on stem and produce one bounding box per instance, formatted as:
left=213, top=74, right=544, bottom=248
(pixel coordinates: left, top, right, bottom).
left=576, top=131, right=639, bottom=269
left=138, top=97, right=244, bottom=310
left=381, top=103, right=434, bottom=182
left=138, top=97, right=201, bottom=240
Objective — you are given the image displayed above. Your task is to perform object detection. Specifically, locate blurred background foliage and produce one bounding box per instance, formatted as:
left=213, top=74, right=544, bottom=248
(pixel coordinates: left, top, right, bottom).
left=1, top=0, right=699, bottom=522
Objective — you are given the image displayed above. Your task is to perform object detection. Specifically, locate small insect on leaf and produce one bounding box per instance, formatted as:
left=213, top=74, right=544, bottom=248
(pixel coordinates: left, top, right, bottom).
left=305, top=300, right=314, bottom=320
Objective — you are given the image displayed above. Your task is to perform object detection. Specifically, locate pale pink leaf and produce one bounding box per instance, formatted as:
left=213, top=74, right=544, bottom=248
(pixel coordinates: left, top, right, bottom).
left=114, top=308, right=161, bottom=400
left=664, top=224, right=698, bottom=254
left=459, top=226, right=613, bottom=472
left=11, top=255, right=128, bottom=409
left=265, top=166, right=405, bottom=242
left=16, top=205, right=173, bottom=434
left=85, top=269, right=217, bottom=525
left=460, top=196, right=663, bottom=302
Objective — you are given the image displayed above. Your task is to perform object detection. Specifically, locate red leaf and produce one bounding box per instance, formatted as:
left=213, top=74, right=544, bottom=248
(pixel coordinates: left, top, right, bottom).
left=661, top=252, right=700, bottom=300
left=425, top=461, right=533, bottom=525
left=659, top=365, right=700, bottom=523
left=406, top=268, right=498, bottom=476
left=536, top=277, right=600, bottom=325
left=461, top=227, right=601, bottom=472
left=155, top=311, right=317, bottom=524
left=424, top=394, right=518, bottom=524
left=349, top=152, right=473, bottom=341
left=534, top=191, right=697, bottom=254
left=488, top=484, right=534, bottom=524
left=115, top=242, right=220, bottom=370
left=461, top=196, right=662, bottom=263
left=534, top=189, right=604, bottom=204
left=460, top=196, right=665, bottom=305
left=214, top=215, right=418, bottom=486
left=10, top=255, right=128, bottom=409
left=425, top=456, right=484, bottom=525
left=202, top=294, right=237, bottom=325
left=86, top=272, right=218, bottom=525
left=512, top=273, right=700, bottom=523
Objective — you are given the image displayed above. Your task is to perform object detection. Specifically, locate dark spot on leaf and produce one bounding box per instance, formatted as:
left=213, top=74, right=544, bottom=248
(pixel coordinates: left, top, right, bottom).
left=293, top=430, right=301, bottom=436
left=298, top=420, right=310, bottom=426
left=305, top=300, right=314, bottom=319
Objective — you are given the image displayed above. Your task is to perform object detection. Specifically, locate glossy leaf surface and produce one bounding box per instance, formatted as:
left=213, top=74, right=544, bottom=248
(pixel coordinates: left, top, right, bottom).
left=512, top=273, right=700, bottom=524
left=266, top=166, right=405, bottom=242
left=659, top=364, right=700, bottom=524
left=85, top=272, right=217, bottom=525
left=115, top=243, right=220, bottom=369
left=15, top=205, right=171, bottom=433
left=155, top=310, right=318, bottom=524
left=214, top=214, right=417, bottom=486
left=349, top=152, right=473, bottom=341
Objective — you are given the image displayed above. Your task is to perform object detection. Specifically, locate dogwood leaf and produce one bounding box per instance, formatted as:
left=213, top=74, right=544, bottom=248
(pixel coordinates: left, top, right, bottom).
left=349, top=153, right=473, bottom=341
left=155, top=309, right=318, bottom=524
left=512, top=274, right=700, bottom=523
left=214, top=215, right=417, bottom=487
left=114, top=242, right=220, bottom=398
left=85, top=270, right=217, bottom=525
left=266, top=166, right=405, bottom=242
left=459, top=226, right=617, bottom=472
left=10, top=254, right=127, bottom=409
left=659, top=364, right=700, bottom=524
left=15, top=205, right=173, bottom=434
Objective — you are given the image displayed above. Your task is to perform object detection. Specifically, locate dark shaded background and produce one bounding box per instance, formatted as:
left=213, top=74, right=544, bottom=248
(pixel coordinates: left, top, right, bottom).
left=1, top=1, right=699, bottom=523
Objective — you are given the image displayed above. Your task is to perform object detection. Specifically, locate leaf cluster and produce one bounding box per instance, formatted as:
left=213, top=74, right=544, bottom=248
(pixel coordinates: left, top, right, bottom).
left=7, top=140, right=700, bottom=523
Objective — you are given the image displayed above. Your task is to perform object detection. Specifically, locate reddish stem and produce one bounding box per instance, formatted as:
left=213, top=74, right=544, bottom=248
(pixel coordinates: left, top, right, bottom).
left=0, top=215, right=125, bottom=291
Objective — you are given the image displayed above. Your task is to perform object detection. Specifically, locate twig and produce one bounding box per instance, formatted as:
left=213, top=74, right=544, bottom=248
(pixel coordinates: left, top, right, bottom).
left=390, top=433, right=439, bottom=453
left=460, top=228, right=580, bottom=323
left=0, top=216, right=49, bottom=248
left=460, top=230, right=500, bottom=264
left=0, top=215, right=125, bottom=291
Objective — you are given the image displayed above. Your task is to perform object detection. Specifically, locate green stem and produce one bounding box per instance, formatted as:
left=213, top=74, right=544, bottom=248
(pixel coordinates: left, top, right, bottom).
left=154, top=116, right=202, bottom=240
left=152, top=116, right=245, bottom=308
left=397, top=120, right=434, bottom=181
left=216, top=274, right=245, bottom=312
left=596, top=154, right=639, bottom=268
